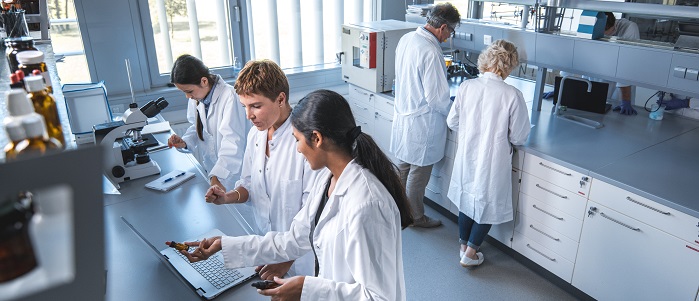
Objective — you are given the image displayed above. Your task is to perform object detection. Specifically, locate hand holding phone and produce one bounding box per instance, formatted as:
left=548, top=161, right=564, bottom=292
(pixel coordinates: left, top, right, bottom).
left=251, top=280, right=280, bottom=290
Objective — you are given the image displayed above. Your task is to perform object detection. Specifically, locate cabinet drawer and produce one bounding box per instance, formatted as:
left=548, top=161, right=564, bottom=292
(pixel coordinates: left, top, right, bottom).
left=515, top=211, right=579, bottom=262
left=520, top=172, right=588, bottom=220
left=490, top=221, right=514, bottom=248
left=590, top=179, right=699, bottom=245
left=374, top=94, right=394, bottom=115
left=512, top=230, right=574, bottom=283
left=518, top=192, right=583, bottom=242
left=349, top=86, right=374, bottom=107
left=349, top=100, right=373, bottom=121
left=522, top=154, right=591, bottom=197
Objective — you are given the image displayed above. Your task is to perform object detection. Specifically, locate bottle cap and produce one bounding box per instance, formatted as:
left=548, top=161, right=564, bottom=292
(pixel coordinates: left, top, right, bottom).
left=24, top=75, right=46, bottom=92
left=10, top=73, right=19, bottom=84
left=15, top=70, right=25, bottom=80
left=4, top=119, right=26, bottom=142
left=16, top=50, right=45, bottom=65
left=21, top=114, right=47, bottom=139
left=32, top=69, right=41, bottom=76
left=6, top=89, right=34, bottom=116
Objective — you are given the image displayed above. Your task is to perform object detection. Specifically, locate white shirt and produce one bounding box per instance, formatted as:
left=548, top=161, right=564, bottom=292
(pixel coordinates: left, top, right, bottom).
left=391, top=27, right=452, bottom=166
left=221, top=161, right=406, bottom=301
left=181, top=75, right=249, bottom=190
left=446, top=72, right=531, bottom=224
left=235, top=116, right=316, bottom=276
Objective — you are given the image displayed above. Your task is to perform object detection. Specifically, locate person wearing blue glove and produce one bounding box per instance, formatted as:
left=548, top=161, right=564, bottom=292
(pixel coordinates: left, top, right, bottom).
left=612, top=84, right=637, bottom=115
left=661, top=94, right=690, bottom=110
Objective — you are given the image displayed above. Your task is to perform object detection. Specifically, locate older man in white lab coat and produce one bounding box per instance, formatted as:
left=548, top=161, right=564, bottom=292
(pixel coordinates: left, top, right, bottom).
left=391, top=3, right=460, bottom=228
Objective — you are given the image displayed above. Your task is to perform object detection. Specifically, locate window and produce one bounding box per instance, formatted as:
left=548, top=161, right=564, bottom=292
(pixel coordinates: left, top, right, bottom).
left=48, top=0, right=90, bottom=83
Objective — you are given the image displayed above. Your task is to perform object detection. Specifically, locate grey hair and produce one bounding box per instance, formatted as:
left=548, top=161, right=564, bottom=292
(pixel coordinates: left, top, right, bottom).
left=477, top=39, right=519, bottom=78
left=426, top=2, right=461, bottom=30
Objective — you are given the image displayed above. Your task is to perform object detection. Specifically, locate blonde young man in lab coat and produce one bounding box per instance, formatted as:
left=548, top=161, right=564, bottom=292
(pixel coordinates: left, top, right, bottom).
left=392, top=2, right=460, bottom=228
left=447, top=40, right=531, bottom=267
left=181, top=90, right=413, bottom=301
left=168, top=54, right=248, bottom=190
left=204, top=60, right=315, bottom=279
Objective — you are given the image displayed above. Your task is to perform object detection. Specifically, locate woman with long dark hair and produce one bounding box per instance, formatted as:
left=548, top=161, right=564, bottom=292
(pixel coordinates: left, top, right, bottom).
left=179, top=89, right=412, bottom=300
left=167, top=54, right=248, bottom=190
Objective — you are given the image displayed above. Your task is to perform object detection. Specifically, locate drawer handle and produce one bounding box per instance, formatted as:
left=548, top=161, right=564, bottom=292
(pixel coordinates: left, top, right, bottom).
left=600, top=212, right=640, bottom=232
left=535, top=184, right=568, bottom=199
left=626, top=196, right=671, bottom=216
left=530, top=224, right=560, bottom=241
left=526, top=244, right=556, bottom=261
left=538, top=162, right=572, bottom=176
left=374, top=112, right=393, bottom=122
left=354, top=88, right=368, bottom=96
left=426, top=187, right=441, bottom=194
left=385, top=101, right=393, bottom=106
left=352, top=103, right=369, bottom=111
left=532, top=204, right=564, bottom=221
left=688, top=245, right=699, bottom=253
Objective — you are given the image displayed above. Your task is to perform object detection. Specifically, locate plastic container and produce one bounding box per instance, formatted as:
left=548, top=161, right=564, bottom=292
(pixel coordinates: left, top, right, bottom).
left=4, top=37, right=36, bottom=73
left=0, top=192, right=37, bottom=283
left=25, top=75, right=64, bottom=146
left=17, top=50, right=52, bottom=93
left=649, top=104, right=665, bottom=121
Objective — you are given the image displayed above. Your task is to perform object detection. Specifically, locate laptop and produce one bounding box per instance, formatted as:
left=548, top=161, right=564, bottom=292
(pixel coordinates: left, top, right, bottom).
left=553, top=76, right=612, bottom=114
left=122, top=217, right=258, bottom=299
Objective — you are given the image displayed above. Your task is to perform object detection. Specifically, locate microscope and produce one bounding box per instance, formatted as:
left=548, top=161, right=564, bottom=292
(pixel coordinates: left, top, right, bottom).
left=93, top=97, right=169, bottom=185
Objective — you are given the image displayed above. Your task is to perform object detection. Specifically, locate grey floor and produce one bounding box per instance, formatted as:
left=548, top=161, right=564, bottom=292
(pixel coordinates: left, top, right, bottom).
left=402, top=205, right=579, bottom=301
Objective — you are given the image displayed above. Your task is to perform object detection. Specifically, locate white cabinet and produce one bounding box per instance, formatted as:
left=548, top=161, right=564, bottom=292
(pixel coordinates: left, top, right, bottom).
left=572, top=201, right=699, bottom=301
left=347, top=84, right=396, bottom=162
left=522, top=153, right=591, bottom=198
left=488, top=167, right=522, bottom=248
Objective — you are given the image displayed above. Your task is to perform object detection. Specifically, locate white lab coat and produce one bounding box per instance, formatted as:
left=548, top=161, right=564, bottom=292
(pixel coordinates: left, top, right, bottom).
left=180, top=75, right=248, bottom=190
left=221, top=160, right=406, bottom=301
left=235, top=116, right=316, bottom=276
left=446, top=72, right=531, bottom=224
left=391, top=27, right=451, bottom=166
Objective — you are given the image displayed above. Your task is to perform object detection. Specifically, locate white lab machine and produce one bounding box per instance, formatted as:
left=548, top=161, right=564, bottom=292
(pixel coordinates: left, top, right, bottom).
left=341, top=20, right=419, bottom=93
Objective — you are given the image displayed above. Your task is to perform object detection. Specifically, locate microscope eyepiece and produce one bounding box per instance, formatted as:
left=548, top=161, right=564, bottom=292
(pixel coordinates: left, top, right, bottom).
left=140, top=97, right=169, bottom=118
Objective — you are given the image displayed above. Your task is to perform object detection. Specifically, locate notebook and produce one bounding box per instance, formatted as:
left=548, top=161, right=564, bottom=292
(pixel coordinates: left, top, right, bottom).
left=145, top=170, right=195, bottom=192
left=553, top=76, right=612, bottom=114
left=121, top=217, right=258, bottom=300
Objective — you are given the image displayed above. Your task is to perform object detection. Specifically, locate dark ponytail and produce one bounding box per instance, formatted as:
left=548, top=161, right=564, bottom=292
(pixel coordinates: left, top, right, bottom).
left=291, top=90, right=414, bottom=228
left=171, top=54, right=216, bottom=141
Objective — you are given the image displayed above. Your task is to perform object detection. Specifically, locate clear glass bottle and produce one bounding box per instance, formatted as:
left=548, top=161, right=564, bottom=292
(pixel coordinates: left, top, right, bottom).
left=16, top=50, right=52, bottom=93
left=24, top=75, right=64, bottom=146
left=0, top=191, right=38, bottom=283
left=4, top=37, right=36, bottom=73
left=14, top=114, right=62, bottom=160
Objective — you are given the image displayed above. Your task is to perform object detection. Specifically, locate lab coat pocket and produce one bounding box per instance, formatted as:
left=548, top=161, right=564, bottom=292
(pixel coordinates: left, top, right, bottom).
left=405, top=111, right=430, bottom=145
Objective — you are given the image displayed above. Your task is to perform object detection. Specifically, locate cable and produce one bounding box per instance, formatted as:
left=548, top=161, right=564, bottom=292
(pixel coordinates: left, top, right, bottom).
left=644, top=91, right=662, bottom=112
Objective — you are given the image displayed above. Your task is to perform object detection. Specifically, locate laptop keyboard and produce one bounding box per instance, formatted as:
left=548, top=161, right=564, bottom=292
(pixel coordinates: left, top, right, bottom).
left=177, top=247, right=244, bottom=289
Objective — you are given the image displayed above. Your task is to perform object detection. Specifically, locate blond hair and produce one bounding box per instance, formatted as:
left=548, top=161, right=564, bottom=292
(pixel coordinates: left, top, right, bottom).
left=234, top=59, right=289, bottom=102
left=477, top=40, right=519, bottom=78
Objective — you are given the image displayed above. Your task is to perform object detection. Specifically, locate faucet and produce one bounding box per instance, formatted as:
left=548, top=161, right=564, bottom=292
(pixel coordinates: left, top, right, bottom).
left=555, top=76, right=592, bottom=116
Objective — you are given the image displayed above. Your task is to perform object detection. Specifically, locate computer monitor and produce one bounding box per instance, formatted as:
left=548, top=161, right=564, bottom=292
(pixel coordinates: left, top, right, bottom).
left=553, top=76, right=612, bottom=114
left=0, top=147, right=104, bottom=301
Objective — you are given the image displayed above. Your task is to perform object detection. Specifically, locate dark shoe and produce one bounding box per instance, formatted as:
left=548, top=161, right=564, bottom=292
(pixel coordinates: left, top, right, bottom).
left=411, top=215, right=442, bottom=228
left=542, top=91, right=555, bottom=99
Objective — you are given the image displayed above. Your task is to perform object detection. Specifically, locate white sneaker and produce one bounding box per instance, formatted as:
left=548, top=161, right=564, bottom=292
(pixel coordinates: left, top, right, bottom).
left=460, top=250, right=465, bottom=259
left=460, top=252, right=484, bottom=267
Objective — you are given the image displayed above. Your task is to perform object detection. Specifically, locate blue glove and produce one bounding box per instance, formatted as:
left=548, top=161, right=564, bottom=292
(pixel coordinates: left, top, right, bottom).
left=450, top=96, right=456, bottom=102
left=661, top=95, right=689, bottom=110
left=613, top=100, right=637, bottom=115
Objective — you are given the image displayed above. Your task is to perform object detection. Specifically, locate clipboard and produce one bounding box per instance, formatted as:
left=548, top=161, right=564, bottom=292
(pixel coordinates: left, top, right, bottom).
left=145, top=170, right=195, bottom=192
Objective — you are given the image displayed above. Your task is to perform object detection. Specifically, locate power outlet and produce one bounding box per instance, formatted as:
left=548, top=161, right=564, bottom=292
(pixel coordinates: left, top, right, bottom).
left=110, top=104, right=125, bottom=114
left=483, top=34, right=492, bottom=45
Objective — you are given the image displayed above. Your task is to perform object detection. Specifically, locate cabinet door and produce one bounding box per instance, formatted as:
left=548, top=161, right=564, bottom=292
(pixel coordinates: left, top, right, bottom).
left=489, top=168, right=521, bottom=248
left=373, top=110, right=395, bottom=162
left=572, top=201, right=699, bottom=301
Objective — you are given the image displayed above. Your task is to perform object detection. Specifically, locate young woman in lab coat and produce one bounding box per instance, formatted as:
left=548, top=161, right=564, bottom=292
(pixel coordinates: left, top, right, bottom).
left=167, top=54, right=248, bottom=190
left=446, top=40, right=531, bottom=267
left=204, top=60, right=315, bottom=279
left=184, top=89, right=412, bottom=301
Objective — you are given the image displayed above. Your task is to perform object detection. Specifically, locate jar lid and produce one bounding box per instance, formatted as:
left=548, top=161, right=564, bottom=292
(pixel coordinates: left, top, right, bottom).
left=5, top=89, right=33, bottom=116
left=16, top=50, right=44, bottom=65
left=4, top=118, right=26, bottom=142
left=24, top=75, right=45, bottom=92
left=4, top=36, right=35, bottom=47
left=21, top=113, right=47, bottom=139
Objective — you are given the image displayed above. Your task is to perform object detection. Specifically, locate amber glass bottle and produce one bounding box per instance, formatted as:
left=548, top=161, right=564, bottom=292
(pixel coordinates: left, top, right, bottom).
left=3, top=119, right=26, bottom=161
left=4, top=37, right=36, bottom=73
left=13, top=114, right=62, bottom=159
left=0, top=192, right=38, bottom=283
left=16, top=50, right=53, bottom=93
left=24, top=75, right=64, bottom=146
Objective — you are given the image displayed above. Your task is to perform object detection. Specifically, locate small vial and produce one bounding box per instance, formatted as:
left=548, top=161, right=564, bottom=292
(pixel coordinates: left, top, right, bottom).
left=168, top=241, right=189, bottom=251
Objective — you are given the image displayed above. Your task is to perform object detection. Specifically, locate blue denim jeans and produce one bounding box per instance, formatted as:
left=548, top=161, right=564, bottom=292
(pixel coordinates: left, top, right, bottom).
left=459, top=212, right=492, bottom=249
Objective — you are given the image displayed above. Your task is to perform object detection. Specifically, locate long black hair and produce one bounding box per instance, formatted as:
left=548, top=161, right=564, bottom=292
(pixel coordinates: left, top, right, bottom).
left=291, top=89, right=413, bottom=228
left=171, top=54, right=217, bottom=141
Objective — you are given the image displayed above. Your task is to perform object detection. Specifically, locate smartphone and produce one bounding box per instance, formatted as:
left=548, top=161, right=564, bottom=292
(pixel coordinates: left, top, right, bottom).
left=251, top=280, right=279, bottom=290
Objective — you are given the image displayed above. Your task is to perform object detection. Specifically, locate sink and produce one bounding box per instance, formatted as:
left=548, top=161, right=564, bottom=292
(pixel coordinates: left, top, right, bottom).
left=559, top=114, right=604, bottom=129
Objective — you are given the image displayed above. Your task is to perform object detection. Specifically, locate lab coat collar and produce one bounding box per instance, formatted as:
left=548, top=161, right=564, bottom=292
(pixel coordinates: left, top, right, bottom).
left=482, top=72, right=503, bottom=81
left=417, top=27, right=441, bottom=48
left=313, top=160, right=359, bottom=227
left=328, top=159, right=361, bottom=198
left=267, top=116, right=292, bottom=151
